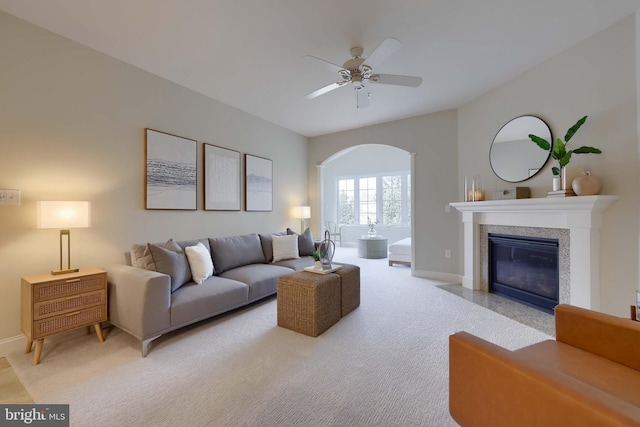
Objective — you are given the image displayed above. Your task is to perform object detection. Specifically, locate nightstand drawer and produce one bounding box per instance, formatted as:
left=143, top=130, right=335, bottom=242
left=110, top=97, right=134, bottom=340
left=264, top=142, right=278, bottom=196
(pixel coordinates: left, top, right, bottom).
left=33, top=290, right=106, bottom=320
left=33, top=273, right=105, bottom=302
left=33, top=305, right=107, bottom=339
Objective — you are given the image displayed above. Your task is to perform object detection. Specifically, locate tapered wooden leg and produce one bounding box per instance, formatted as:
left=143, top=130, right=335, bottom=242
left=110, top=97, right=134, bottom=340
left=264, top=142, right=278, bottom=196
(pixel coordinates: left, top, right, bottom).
left=94, top=323, right=105, bottom=343
left=32, top=339, right=43, bottom=365
left=86, top=326, right=91, bottom=335
left=24, top=339, right=33, bottom=354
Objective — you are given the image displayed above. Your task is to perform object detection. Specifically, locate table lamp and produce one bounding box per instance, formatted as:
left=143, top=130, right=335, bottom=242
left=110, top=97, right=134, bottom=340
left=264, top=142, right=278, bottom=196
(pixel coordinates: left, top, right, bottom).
left=292, top=205, right=311, bottom=233
left=37, top=201, right=91, bottom=275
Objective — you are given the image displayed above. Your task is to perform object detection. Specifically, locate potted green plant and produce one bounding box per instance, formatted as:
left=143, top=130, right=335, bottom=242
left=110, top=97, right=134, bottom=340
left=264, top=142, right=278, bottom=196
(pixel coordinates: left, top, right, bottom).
left=528, top=116, right=602, bottom=184
left=312, top=249, right=322, bottom=269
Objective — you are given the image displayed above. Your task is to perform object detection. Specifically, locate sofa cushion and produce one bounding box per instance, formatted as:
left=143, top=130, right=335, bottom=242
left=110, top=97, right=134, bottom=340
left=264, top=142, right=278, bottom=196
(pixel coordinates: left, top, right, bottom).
left=175, top=238, right=211, bottom=254
left=170, top=276, right=249, bottom=328
left=218, top=264, right=293, bottom=301
left=259, top=231, right=286, bottom=263
left=272, top=234, right=300, bottom=262
left=286, top=227, right=315, bottom=256
left=185, top=242, right=214, bottom=285
left=209, top=233, right=266, bottom=274
left=148, top=239, right=192, bottom=292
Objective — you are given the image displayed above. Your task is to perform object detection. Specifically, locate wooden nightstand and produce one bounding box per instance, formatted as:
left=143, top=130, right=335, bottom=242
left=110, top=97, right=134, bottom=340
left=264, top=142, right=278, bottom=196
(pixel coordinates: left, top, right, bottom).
left=21, top=268, right=108, bottom=365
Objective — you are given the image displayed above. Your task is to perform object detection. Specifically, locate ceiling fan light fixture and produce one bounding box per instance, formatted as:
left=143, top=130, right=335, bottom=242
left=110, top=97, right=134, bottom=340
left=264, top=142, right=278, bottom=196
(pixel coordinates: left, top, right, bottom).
left=305, top=37, right=421, bottom=108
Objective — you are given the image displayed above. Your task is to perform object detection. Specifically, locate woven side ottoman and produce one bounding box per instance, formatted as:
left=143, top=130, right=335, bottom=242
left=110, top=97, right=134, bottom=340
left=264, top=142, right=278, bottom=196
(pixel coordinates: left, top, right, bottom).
left=331, top=263, right=360, bottom=317
left=277, top=271, right=341, bottom=337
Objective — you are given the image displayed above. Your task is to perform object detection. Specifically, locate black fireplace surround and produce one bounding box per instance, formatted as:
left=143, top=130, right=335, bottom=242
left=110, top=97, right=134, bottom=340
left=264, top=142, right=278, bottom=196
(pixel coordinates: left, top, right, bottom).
left=488, top=233, right=559, bottom=313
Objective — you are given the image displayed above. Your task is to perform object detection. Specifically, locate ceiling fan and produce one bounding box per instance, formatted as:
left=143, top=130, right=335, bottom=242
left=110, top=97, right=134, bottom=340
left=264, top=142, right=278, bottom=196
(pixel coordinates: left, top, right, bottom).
left=304, top=38, right=423, bottom=109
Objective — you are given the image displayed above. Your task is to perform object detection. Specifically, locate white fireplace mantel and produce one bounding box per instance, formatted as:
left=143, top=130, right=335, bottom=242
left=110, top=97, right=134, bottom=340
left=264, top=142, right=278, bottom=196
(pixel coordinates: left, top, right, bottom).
left=450, top=195, right=618, bottom=310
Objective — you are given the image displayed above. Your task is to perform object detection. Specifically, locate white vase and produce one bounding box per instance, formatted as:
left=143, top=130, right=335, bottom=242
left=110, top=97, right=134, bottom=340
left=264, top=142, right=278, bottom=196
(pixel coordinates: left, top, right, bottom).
left=314, top=260, right=322, bottom=270
left=552, top=176, right=561, bottom=191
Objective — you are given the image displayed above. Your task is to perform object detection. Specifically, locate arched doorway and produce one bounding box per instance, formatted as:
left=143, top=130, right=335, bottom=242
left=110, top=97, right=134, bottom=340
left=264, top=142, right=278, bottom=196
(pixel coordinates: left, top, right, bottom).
left=319, top=144, right=412, bottom=248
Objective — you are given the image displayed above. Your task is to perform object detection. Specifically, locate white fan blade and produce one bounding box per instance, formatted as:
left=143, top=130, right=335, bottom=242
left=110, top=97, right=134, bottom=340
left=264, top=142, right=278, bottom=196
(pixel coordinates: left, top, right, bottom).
left=370, top=74, right=422, bottom=87
left=305, top=81, right=348, bottom=99
left=365, top=38, right=402, bottom=68
left=356, top=88, right=370, bottom=109
left=304, top=55, right=343, bottom=73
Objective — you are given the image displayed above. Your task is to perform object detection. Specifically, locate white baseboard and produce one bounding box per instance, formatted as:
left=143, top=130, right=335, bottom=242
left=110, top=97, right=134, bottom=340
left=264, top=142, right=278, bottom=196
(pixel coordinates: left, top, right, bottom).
left=0, top=334, right=26, bottom=358
left=413, top=269, right=461, bottom=284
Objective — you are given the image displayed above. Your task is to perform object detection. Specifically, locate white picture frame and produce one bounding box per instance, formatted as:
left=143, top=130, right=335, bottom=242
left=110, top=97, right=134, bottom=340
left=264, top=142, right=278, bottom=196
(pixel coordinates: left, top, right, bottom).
left=244, top=154, right=272, bottom=212
left=145, top=129, right=197, bottom=210
left=204, top=144, right=241, bottom=211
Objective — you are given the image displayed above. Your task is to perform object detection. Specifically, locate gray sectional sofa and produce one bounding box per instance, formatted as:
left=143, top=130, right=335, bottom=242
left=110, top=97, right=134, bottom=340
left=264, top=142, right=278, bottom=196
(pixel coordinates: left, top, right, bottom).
left=106, top=230, right=316, bottom=356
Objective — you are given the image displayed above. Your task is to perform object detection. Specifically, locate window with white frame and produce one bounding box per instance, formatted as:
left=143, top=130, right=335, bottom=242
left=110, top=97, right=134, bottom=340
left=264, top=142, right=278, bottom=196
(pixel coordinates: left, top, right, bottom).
left=337, top=172, right=411, bottom=226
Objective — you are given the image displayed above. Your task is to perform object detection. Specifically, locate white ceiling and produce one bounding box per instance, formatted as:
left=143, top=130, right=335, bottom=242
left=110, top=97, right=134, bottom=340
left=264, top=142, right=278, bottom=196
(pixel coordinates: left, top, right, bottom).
left=1, top=0, right=640, bottom=137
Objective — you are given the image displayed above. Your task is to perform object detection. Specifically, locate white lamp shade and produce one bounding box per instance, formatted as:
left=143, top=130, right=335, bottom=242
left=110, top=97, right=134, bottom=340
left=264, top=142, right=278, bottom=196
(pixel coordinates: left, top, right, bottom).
left=292, top=205, right=311, bottom=219
left=37, top=201, right=91, bottom=229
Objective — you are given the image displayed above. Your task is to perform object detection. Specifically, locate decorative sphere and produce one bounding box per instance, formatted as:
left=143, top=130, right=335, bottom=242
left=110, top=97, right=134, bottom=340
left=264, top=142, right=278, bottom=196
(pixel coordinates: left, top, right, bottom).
left=572, top=171, right=602, bottom=196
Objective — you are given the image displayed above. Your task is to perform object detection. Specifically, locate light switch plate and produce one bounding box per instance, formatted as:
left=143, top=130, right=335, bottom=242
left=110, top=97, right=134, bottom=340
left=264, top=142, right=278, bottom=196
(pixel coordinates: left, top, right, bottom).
left=0, top=189, right=21, bottom=206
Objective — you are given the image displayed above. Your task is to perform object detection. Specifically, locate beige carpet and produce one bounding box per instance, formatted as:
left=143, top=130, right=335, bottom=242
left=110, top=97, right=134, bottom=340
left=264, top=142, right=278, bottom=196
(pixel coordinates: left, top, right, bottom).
left=0, top=357, right=33, bottom=404
left=7, top=248, right=551, bottom=426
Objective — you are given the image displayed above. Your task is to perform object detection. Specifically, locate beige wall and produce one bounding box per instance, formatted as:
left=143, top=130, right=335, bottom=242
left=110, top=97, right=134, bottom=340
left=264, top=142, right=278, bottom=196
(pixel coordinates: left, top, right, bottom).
left=0, top=12, right=308, bottom=352
left=309, top=110, right=460, bottom=279
left=458, top=15, right=639, bottom=316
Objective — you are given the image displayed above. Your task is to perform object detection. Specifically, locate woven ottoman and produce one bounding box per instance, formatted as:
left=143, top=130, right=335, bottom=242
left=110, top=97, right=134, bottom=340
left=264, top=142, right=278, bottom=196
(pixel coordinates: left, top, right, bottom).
left=331, top=263, right=360, bottom=317
left=277, top=271, right=341, bottom=337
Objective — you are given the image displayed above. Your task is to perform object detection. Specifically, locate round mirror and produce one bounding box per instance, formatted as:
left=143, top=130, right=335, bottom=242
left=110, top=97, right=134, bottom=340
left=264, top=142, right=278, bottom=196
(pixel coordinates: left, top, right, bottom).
left=489, top=116, right=552, bottom=182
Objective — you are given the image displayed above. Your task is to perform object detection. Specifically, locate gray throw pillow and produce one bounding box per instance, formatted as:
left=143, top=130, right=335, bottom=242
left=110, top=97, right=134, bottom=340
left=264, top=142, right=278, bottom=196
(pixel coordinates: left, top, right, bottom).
left=287, top=228, right=315, bottom=256
left=148, top=239, right=192, bottom=292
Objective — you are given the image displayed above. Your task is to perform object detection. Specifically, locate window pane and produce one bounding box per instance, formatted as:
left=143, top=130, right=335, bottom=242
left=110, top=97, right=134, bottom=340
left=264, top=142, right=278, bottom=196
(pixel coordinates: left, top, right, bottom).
left=358, top=177, right=377, bottom=224
left=337, top=179, right=355, bottom=224
left=382, top=175, right=402, bottom=225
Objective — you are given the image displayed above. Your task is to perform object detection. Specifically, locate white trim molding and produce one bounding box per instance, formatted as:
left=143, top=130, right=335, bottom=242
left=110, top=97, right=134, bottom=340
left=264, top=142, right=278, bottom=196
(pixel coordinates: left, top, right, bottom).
left=450, top=195, right=618, bottom=310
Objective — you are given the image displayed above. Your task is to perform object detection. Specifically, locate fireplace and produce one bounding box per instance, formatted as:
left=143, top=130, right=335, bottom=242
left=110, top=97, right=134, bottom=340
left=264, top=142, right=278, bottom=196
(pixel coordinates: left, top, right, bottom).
left=450, top=196, right=617, bottom=310
left=488, top=233, right=559, bottom=313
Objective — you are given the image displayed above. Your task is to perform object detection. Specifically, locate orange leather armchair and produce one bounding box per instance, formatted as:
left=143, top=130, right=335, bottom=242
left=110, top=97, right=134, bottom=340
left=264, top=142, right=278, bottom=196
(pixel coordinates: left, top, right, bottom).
left=449, top=304, right=640, bottom=427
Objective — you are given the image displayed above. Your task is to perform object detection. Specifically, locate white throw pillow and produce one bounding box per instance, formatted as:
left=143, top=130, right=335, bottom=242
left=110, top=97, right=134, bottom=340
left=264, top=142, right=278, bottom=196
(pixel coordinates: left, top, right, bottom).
left=272, top=234, right=300, bottom=262
left=185, top=242, right=214, bottom=285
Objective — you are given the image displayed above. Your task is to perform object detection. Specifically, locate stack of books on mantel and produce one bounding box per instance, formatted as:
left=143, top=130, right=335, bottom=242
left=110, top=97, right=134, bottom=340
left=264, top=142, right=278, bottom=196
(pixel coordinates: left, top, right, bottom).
left=547, top=189, right=576, bottom=198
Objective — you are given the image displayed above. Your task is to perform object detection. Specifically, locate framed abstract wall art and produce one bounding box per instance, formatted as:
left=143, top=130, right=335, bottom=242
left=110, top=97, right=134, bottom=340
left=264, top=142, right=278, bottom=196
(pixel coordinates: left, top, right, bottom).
left=204, top=143, right=241, bottom=211
left=145, top=128, right=197, bottom=210
left=244, top=154, right=272, bottom=212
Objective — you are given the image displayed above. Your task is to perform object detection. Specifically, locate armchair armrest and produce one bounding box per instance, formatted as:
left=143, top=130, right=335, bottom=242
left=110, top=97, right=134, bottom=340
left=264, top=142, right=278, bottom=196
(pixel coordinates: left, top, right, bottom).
left=555, top=304, right=640, bottom=371
left=106, top=264, right=171, bottom=340
left=449, top=332, right=640, bottom=427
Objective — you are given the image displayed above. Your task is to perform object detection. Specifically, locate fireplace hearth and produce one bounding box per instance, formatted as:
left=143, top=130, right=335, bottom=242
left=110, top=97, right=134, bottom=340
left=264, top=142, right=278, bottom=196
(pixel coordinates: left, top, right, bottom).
left=489, top=233, right=559, bottom=313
